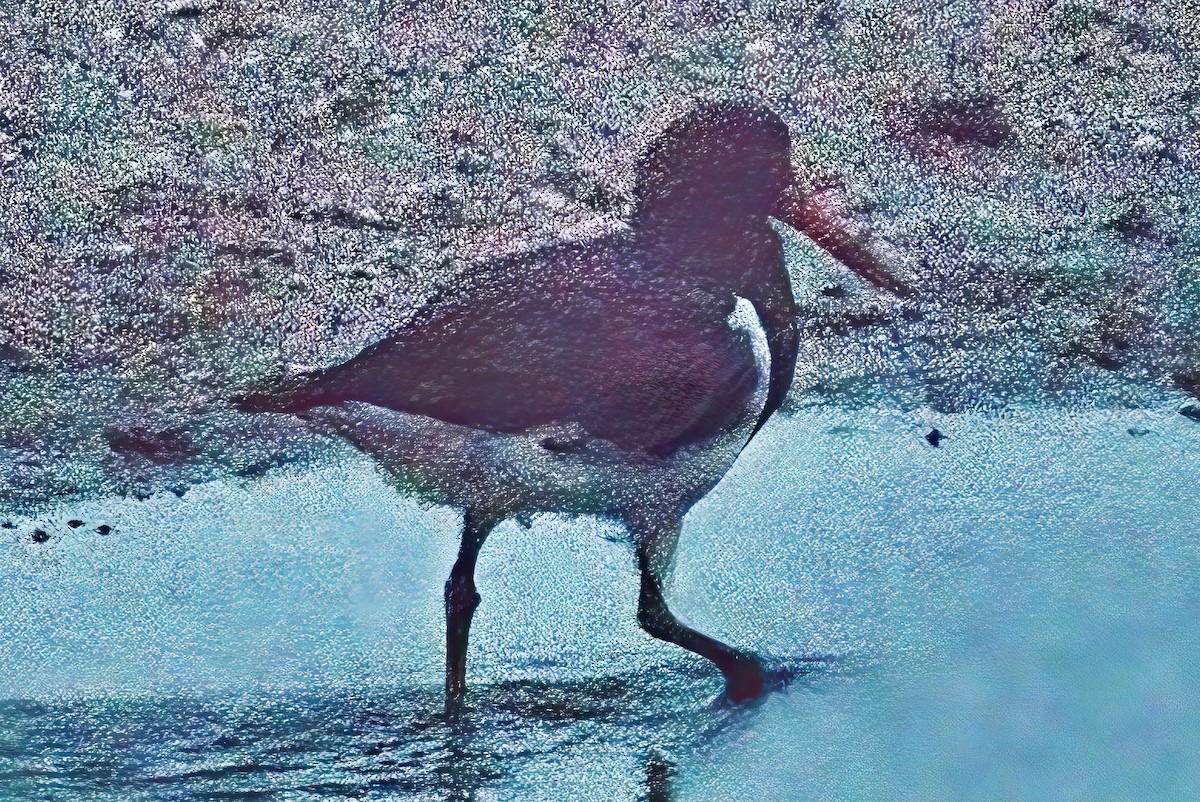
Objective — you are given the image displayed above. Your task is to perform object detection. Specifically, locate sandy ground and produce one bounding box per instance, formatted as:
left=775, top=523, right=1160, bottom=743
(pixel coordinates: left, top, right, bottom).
left=3, top=0, right=1199, bottom=508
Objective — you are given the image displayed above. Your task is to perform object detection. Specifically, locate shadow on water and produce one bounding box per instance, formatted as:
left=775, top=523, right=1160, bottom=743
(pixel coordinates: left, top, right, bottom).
left=643, top=751, right=675, bottom=802
left=0, top=658, right=838, bottom=801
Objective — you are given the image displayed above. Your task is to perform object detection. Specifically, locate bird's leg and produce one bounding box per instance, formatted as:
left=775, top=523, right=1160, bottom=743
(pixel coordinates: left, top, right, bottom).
left=633, top=519, right=765, bottom=703
left=445, top=509, right=496, bottom=708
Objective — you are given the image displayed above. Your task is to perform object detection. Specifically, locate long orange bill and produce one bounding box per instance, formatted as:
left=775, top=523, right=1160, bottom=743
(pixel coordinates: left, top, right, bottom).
left=773, top=184, right=913, bottom=298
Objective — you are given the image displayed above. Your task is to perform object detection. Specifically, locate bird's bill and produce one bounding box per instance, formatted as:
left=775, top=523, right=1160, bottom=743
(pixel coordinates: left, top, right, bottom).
left=773, top=185, right=913, bottom=297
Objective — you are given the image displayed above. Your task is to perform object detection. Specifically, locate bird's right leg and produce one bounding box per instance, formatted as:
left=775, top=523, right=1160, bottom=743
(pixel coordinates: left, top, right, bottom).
left=632, top=517, right=765, bottom=703
left=445, top=509, right=497, bottom=708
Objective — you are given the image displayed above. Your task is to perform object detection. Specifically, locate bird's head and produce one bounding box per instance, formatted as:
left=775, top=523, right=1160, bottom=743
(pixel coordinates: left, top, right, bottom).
left=636, top=101, right=913, bottom=297
left=636, top=102, right=794, bottom=227
left=631, top=101, right=914, bottom=453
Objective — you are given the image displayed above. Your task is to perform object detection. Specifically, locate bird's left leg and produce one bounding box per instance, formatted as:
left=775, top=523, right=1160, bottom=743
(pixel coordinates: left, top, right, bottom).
left=445, top=509, right=498, bottom=707
left=631, top=516, right=765, bottom=703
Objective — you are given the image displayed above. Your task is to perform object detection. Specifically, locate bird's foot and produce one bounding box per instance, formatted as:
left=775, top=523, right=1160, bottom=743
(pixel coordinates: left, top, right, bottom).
left=718, top=652, right=822, bottom=704
left=719, top=653, right=767, bottom=704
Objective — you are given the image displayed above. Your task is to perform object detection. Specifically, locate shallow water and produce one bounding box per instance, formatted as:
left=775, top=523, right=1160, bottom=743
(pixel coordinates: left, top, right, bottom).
left=0, top=664, right=761, bottom=801
left=2, top=408, right=1199, bottom=800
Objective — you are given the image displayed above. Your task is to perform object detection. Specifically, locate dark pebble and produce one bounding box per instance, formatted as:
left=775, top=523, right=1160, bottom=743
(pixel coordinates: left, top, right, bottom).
left=925, top=428, right=945, bottom=447
left=903, top=94, right=1012, bottom=148
left=1107, top=205, right=1156, bottom=241
left=169, top=3, right=204, bottom=18
left=96, top=525, right=113, bottom=535
left=1127, top=427, right=1151, bottom=437
left=1181, top=404, right=1200, bottom=422
left=1176, top=371, right=1199, bottom=396
left=31, top=529, right=50, bottom=543
left=1, top=522, right=15, bottom=529
left=68, top=519, right=85, bottom=528
left=105, top=426, right=199, bottom=464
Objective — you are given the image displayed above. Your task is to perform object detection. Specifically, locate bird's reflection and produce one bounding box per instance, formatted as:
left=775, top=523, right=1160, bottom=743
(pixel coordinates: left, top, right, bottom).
left=644, top=751, right=675, bottom=802
left=390, top=660, right=824, bottom=801
left=362, top=665, right=747, bottom=801
left=5, top=660, right=835, bottom=799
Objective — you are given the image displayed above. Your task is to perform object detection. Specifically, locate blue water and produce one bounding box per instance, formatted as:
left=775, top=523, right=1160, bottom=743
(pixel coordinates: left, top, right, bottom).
left=2, top=409, right=1198, bottom=800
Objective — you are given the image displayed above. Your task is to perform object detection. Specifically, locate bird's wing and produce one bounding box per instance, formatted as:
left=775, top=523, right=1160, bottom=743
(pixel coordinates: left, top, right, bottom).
left=737, top=228, right=799, bottom=449
left=289, top=235, right=635, bottom=432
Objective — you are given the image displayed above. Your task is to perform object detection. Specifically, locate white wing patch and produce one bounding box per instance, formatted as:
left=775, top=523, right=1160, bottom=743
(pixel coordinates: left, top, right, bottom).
left=729, top=295, right=772, bottom=417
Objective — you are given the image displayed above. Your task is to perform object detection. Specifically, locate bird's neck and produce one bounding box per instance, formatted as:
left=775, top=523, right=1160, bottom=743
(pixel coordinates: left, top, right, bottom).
left=612, top=221, right=790, bottom=373
left=638, top=211, right=768, bottom=255
left=637, top=215, right=776, bottom=288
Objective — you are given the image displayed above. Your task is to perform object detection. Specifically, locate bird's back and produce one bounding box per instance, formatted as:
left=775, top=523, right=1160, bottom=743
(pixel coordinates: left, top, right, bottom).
left=258, top=231, right=767, bottom=457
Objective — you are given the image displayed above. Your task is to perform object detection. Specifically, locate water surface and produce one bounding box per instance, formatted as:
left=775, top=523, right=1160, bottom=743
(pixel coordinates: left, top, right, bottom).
left=2, top=409, right=1198, bottom=799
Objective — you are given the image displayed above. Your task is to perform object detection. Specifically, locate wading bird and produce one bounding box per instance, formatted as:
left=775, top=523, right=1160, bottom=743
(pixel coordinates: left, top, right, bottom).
left=237, top=102, right=906, bottom=706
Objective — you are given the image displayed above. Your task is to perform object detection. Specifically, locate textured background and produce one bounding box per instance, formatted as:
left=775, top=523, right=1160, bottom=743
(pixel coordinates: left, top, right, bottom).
left=2, top=0, right=1199, bottom=509
left=2, top=3, right=1200, bottom=799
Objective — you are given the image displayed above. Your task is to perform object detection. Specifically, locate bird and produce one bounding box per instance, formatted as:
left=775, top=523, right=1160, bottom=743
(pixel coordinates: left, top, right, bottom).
left=236, top=101, right=907, bottom=706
